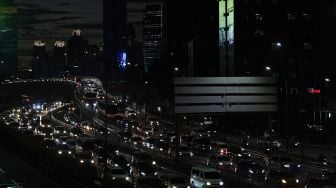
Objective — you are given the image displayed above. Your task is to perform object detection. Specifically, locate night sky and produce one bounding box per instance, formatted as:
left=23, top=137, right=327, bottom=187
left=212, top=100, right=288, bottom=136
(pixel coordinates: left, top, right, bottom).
left=16, top=0, right=160, bottom=68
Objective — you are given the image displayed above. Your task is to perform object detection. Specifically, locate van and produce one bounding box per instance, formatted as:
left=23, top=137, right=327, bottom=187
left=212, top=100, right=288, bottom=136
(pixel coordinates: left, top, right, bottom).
left=190, top=166, right=224, bottom=188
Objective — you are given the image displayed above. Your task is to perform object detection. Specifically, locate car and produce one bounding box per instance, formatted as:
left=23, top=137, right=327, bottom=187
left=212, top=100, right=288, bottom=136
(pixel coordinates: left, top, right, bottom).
left=53, top=126, right=67, bottom=135
left=235, top=160, right=266, bottom=181
left=266, top=171, right=300, bottom=187
left=132, top=152, right=156, bottom=165
left=77, top=152, right=94, bottom=164
left=131, top=162, right=158, bottom=178
left=160, top=174, right=190, bottom=188
left=108, top=155, right=130, bottom=171
left=56, top=144, right=72, bottom=155
left=107, top=165, right=131, bottom=182
left=44, top=138, right=56, bottom=149
left=143, top=137, right=160, bottom=149
left=136, top=177, right=166, bottom=188
left=54, top=135, right=70, bottom=145
left=190, top=166, right=224, bottom=188
left=270, top=156, right=301, bottom=173
left=178, top=145, right=194, bottom=158
left=191, top=137, right=212, bottom=153
left=207, top=155, right=234, bottom=172
left=118, top=131, right=133, bottom=142
left=130, top=136, right=143, bottom=147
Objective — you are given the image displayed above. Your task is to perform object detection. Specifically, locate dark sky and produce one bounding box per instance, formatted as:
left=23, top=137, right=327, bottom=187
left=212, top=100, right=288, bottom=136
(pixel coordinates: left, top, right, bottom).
left=15, top=0, right=160, bottom=68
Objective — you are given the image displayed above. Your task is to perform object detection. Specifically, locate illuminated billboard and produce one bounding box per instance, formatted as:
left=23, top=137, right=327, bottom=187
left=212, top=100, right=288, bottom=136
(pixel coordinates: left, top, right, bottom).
left=117, top=52, right=127, bottom=70
left=219, top=0, right=234, bottom=76
left=219, top=0, right=234, bottom=46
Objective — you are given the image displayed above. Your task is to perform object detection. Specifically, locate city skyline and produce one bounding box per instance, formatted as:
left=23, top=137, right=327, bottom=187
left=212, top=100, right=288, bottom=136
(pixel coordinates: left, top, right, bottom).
left=16, top=0, right=160, bottom=69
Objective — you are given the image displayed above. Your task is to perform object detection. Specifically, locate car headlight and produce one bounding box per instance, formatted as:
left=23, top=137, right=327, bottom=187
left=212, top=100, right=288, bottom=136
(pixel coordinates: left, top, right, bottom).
left=282, top=179, right=287, bottom=184
left=152, top=161, right=156, bottom=165
left=91, top=160, right=94, bottom=164
left=187, top=186, right=191, bottom=188
left=297, top=164, right=301, bottom=168
left=173, top=186, right=177, bottom=188
left=141, top=172, right=146, bottom=176
left=249, top=169, right=254, bottom=174
left=206, top=182, right=211, bottom=186
left=58, top=151, right=62, bottom=155
left=219, top=162, right=223, bottom=166
left=154, top=172, right=158, bottom=176
left=68, top=151, right=72, bottom=154
left=284, top=164, right=290, bottom=168
left=296, top=179, right=299, bottom=183
left=80, top=160, right=84, bottom=163
left=125, top=176, right=130, bottom=181
left=220, top=181, right=224, bottom=186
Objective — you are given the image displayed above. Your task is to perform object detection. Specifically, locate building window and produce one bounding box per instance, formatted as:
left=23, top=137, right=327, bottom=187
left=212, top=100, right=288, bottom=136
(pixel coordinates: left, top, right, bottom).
left=302, top=13, right=311, bottom=21
left=255, top=13, right=263, bottom=21
left=304, top=42, right=312, bottom=50
left=254, top=29, right=264, bottom=36
left=272, top=42, right=282, bottom=49
left=287, top=13, right=295, bottom=21
left=271, top=0, right=279, bottom=5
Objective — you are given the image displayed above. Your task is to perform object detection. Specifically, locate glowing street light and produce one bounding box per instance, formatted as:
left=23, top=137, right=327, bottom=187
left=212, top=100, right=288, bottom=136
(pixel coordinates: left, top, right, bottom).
left=265, top=66, right=272, bottom=71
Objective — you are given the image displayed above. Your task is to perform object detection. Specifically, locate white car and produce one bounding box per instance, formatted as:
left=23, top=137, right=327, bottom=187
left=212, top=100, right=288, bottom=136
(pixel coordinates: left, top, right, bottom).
left=190, top=166, right=224, bottom=188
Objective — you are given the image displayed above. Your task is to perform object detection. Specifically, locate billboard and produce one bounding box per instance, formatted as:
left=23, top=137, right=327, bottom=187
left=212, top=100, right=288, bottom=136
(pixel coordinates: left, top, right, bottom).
left=219, top=0, right=234, bottom=46
left=117, top=52, right=127, bottom=70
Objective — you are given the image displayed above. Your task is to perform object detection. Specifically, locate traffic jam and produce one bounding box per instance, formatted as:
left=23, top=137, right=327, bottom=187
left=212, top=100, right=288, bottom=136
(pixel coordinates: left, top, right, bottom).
left=1, top=77, right=336, bottom=188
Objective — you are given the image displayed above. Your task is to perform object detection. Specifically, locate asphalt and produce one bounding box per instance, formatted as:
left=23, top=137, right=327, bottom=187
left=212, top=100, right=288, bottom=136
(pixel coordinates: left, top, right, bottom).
left=0, top=146, right=61, bottom=188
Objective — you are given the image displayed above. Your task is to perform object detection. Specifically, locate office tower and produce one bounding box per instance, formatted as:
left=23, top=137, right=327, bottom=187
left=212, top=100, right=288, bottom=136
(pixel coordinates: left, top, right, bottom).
left=0, top=0, right=17, bottom=77
left=53, top=41, right=66, bottom=73
left=143, top=4, right=163, bottom=73
left=32, top=41, right=47, bottom=75
left=103, top=0, right=127, bottom=80
left=67, top=29, right=88, bottom=67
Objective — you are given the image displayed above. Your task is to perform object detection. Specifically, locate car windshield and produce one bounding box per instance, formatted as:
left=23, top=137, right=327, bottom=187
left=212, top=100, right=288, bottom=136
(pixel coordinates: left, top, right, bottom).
left=170, top=177, right=186, bottom=184
left=204, top=172, right=221, bottom=179
left=110, top=168, right=126, bottom=175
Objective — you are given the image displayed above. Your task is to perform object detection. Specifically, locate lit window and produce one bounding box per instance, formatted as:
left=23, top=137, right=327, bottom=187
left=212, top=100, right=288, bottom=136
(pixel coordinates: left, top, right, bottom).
left=254, top=29, right=264, bottom=36
left=272, top=42, right=282, bottom=49
left=304, top=42, right=312, bottom=50
left=255, top=13, right=263, bottom=21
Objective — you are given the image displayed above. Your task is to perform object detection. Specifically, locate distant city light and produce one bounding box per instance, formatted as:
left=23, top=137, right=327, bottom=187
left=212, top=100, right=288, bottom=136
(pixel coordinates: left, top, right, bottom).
left=325, top=78, right=331, bottom=82
left=265, top=66, right=271, bottom=71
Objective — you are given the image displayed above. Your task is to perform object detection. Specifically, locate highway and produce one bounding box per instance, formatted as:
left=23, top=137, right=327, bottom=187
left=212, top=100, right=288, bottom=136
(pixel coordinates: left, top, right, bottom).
left=1, top=76, right=335, bottom=188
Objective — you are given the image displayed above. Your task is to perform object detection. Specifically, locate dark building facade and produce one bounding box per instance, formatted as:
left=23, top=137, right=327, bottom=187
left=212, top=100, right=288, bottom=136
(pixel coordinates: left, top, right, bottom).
left=53, top=41, right=66, bottom=74
left=165, top=0, right=219, bottom=77
left=67, top=29, right=88, bottom=67
left=32, top=41, right=47, bottom=76
left=0, top=0, right=17, bottom=77
left=103, top=0, right=127, bottom=81
left=166, top=0, right=333, bottom=136
left=143, top=4, right=163, bottom=73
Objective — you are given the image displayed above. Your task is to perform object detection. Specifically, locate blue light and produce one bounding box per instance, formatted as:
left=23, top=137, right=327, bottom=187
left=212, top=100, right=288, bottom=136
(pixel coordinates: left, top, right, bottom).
left=117, top=52, right=127, bottom=70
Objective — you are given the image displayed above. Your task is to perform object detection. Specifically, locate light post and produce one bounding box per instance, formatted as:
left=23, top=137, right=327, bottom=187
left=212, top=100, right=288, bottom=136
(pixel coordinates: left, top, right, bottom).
left=265, top=66, right=289, bottom=153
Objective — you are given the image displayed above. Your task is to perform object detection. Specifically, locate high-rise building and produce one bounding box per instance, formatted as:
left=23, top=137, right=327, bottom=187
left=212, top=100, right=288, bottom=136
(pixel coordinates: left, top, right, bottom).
left=67, top=29, right=88, bottom=67
left=0, top=0, right=17, bottom=77
left=53, top=41, right=66, bottom=73
left=103, top=0, right=127, bottom=79
left=32, top=41, right=47, bottom=75
left=143, top=4, right=163, bottom=73
left=166, top=0, right=219, bottom=77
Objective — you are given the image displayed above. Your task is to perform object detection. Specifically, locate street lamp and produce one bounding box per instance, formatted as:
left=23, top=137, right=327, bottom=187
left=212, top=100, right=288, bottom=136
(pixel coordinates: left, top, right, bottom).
left=264, top=65, right=289, bottom=153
